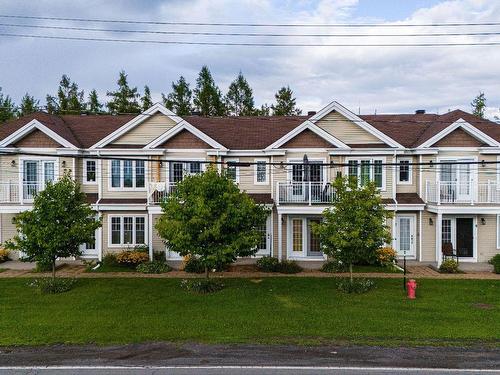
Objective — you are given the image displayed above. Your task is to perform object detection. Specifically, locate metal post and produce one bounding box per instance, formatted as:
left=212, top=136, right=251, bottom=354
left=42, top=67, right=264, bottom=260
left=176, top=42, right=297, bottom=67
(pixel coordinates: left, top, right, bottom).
left=403, top=254, right=407, bottom=291
left=308, top=181, right=312, bottom=206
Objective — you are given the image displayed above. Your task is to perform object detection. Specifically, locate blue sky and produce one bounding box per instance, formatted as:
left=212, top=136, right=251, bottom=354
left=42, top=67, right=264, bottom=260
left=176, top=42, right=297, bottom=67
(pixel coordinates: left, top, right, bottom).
left=0, top=0, right=499, bottom=119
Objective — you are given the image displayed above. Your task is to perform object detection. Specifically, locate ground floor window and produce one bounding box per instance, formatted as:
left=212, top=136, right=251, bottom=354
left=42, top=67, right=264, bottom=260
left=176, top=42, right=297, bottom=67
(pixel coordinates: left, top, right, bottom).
left=109, top=216, right=147, bottom=246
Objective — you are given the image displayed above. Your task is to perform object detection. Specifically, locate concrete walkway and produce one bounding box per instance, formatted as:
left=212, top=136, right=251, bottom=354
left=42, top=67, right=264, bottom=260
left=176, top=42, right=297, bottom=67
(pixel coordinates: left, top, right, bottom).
left=0, top=262, right=499, bottom=279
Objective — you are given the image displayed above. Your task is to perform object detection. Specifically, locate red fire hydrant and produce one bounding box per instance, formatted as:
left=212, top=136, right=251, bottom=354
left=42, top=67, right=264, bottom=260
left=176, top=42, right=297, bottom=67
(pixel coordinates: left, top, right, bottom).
left=407, top=279, right=417, bottom=299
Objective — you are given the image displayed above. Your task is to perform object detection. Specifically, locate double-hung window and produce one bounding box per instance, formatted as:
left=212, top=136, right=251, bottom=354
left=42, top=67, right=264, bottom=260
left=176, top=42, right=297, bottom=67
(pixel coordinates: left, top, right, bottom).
left=110, top=216, right=147, bottom=246
left=84, top=159, right=97, bottom=184
left=254, top=159, right=268, bottom=184
left=109, top=159, right=146, bottom=189
left=225, top=159, right=239, bottom=183
left=397, top=158, right=412, bottom=184
left=346, top=158, right=385, bottom=189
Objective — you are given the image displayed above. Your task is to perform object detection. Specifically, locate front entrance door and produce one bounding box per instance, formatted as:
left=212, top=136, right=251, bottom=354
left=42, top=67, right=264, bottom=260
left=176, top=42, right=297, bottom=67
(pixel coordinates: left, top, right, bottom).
left=456, top=218, right=473, bottom=257
left=396, top=215, right=416, bottom=258
left=256, top=216, right=271, bottom=256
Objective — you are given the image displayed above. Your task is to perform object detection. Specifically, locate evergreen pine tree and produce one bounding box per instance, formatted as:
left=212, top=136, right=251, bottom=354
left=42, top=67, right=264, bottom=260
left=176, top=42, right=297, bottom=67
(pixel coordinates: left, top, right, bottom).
left=162, top=76, right=193, bottom=116
left=225, top=71, right=255, bottom=116
left=87, top=89, right=103, bottom=114
left=471, top=92, right=486, bottom=118
left=46, top=74, right=85, bottom=114
left=271, top=86, right=302, bottom=116
left=0, top=87, right=16, bottom=123
left=18, top=93, right=40, bottom=117
left=141, top=85, right=153, bottom=111
left=106, top=70, right=141, bottom=114
left=193, top=66, right=225, bottom=116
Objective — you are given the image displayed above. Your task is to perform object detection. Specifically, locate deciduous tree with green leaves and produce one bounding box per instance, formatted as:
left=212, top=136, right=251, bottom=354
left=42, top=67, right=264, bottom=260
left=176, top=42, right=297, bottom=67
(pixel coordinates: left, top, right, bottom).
left=271, top=86, right=302, bottom=116
left=18, top=93, right=39, bottom=117
left=193, top=66, right=225, bottom=116
left=225, top=71, right=255, bottom=116
left=155, top=168, right=268, bottom=279
left=471, top=92, right=486, bottom=118
left=313, top=176, right=393, bottom=284
left=107, top=70, right=141, bottom=114
left=162, top=76, right=193, bottom=116
left=5, top=175, right=101, bottom=282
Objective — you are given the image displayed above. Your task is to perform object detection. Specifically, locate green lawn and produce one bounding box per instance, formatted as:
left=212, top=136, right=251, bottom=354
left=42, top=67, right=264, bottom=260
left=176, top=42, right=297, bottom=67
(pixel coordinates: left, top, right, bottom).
left=0, top=278, right=498, bottom=347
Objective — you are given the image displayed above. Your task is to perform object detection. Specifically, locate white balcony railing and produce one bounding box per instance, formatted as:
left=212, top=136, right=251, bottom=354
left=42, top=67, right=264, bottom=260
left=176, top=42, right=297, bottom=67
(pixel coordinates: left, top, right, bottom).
left=425, top=180, right=500, bottom=205
left=147, top=182, right=177, bottom=205
left=276, top=182, right=335, bottom=205
left=0, top=182, right=20, bottom=203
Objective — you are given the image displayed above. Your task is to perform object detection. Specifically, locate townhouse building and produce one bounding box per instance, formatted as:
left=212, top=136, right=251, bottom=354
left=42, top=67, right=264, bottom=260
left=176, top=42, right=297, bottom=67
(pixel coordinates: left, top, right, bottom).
left=1, top=101, right=499, bottom=268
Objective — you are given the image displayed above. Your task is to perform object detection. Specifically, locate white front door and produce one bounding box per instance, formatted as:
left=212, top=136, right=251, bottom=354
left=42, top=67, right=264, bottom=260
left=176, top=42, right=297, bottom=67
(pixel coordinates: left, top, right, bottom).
left=256, top=216, right=271, bottom=256
left=456, top=161, right=473, bottom=201
left=395, top=215, right=416, bottom=258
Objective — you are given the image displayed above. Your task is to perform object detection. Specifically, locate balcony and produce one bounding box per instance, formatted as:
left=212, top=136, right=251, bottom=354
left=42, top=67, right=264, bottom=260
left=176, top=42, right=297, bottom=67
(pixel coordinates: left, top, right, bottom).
left=147, top=182, right=177, bottom=205
left=276, top=182, right=335, bottom=205
left=0, top=182, right=19, bottom=203
left=425, top=180, right=500, bottom=205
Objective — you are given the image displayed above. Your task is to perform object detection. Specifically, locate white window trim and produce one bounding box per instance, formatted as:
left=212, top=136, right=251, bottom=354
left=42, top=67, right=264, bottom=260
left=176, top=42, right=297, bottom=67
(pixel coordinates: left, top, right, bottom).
left=166, top=158, right=206, bottom=183
left=286, top=216, right=326, bottom=260
left=441, top=215, right=477, bottom=262
left=19, top=156, right=59, bottom=201
left=83, top=159, right=98, bottom=185
left=397, top=158, right=412, bottom=185
left=108, top=159, right=148, bottom=191
left=108, top=214, right=148, bottom=248
left=344, top=156, right=386, bottom=191
left=286, top=157, right=327, bottom=183
left=254, top=158, right=269, bottom=185
left=497, top=214, right=500, bottom=249
left=225, top=158, right=240, bottom=184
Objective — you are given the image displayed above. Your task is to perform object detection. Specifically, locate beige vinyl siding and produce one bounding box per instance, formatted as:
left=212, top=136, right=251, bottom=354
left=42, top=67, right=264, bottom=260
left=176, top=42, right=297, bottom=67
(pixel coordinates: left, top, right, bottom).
left=111, top=113, right=177, bottom=146
left=226, top=156, right=272, bottom=193
left=272, top=209, right=279, bottom=258
left=78, top=159, right=98, bottom=194
left=315, top=111, right=383, bottom=144
left=1, top=213, right=18, bottom=258
left=0, top=155, right=18, bottom=181
left=151, top=214, right=165, bottom=253
left=100, top=157, right=152, bottom=199
left=476, top=214, right=500, bottom=262
left=421, top=210, right=437, bottom=262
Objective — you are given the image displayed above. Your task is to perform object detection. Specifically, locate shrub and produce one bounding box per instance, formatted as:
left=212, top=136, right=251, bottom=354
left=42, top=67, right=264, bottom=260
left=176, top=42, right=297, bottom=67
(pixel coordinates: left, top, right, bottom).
left=439, top=259, right=460, bottom=274
left=488, top=254, right=500, bottom=274
left=153, top=251, right=166, bottom=262
left=34, top=259, right=53, bottom=273
left=133, top=244, right=149, bottom=253
left=276, top=260, right=302, bottom=274
left=336, top=278, right=375, bottom=294
left=183, top=256, right=205, bottom=274
left=116, top=250, right=149, bottom=267
left=376, top=247, right=397, bottom=267
left=180, top=278, right=224, bottom=294
left=136, top=261, right=172, bottom=274
left=256, top=256, right=279, bottom=272
left=0, top=248, right=10, bottom=263
left=320, top=259, right=347, bottom=273
left=102, top=253, right=119, bottom=266
left=28, top=278, right=76, bottom=294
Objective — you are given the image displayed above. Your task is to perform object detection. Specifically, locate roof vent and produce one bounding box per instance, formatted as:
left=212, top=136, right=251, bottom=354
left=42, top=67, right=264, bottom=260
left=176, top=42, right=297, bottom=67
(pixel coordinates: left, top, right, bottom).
left=308, top=111, right=317, bottom=116
left=415, top=109, right=426, bottom=114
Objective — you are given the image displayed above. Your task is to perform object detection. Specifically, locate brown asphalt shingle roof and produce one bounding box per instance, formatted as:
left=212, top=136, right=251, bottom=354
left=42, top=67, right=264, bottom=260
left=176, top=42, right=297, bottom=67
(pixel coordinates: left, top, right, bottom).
left=1, top=110, right=499, bottom=149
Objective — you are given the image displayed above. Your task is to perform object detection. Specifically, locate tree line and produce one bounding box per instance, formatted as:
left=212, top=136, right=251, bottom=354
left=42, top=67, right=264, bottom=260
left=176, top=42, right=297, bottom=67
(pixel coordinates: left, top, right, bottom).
left=0, top=66, right=302, bottom=123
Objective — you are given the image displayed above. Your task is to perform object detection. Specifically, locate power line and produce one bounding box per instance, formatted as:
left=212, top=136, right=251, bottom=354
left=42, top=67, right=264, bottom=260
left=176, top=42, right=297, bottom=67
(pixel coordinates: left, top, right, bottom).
left=4, top=22, right=500, bottom=38
left=2, top=14, right=500, bottom=28
left=3, top=32, right=500, bottom=47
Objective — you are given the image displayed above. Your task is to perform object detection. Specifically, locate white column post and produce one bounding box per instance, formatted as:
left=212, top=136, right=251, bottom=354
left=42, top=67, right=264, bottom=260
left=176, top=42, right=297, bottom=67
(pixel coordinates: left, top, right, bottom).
left=148, top=212, right=153, bottom=261
left=276, top=182, right=280, bottom=206
left=436, top=212, right=443, bottom=267
left=437, top=181, right=441, bottom=205
left=308, top=181, right=312, bottom=206
left=278, top=213, right=283, bottom=261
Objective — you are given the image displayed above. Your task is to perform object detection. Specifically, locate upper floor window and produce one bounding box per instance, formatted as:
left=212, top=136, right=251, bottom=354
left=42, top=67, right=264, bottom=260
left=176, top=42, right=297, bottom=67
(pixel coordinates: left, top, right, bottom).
left=84, top=159, right=97, bottom=184
left=169, top=161, right=203, bottom=183
left=110, top=159, right=145, bottom=189
left=346, top=158, right=385, bottom=189
left=397, top=158, right=412, bottom=185
left=254, top=160, right=268, bottom=184
left=225, top=159, right=239, bottom=183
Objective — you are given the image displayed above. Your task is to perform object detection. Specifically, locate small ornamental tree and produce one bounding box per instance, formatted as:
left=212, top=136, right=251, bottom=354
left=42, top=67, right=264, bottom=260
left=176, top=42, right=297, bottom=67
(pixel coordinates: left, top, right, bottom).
left=5, top=175, right=101, bottom=281
left=155, top=168, right=269, bottom=279
left=313, top=176, right=393, bottom=283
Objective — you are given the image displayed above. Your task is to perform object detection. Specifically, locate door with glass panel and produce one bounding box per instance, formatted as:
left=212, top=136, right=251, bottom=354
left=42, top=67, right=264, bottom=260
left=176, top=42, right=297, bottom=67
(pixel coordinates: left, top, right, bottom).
left=23, top=160, right=56, bottom=200
left=256, top=216, right=271, bottom=256
left=396, top=215, right=416, bottom=257
left=440, top=159, right=473, bottom=202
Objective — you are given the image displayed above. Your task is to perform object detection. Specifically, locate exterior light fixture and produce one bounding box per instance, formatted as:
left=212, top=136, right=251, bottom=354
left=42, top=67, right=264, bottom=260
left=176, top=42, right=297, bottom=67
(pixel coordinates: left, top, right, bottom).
left=62, top=160, right=66, bottom=168
left=10, top=160, right=16, bottom=167
left=429, top=218, right=433, bottom=226
left=481, top=218, right=486, bottom=225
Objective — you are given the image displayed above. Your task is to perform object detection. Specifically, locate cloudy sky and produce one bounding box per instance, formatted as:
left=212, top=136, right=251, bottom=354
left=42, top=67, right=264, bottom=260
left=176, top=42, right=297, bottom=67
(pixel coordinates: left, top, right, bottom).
left=1, top=0, right=500, bottom=118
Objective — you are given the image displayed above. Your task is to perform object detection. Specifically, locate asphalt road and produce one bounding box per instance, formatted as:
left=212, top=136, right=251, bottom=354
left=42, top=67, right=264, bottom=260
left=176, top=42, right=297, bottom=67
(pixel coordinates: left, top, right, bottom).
left=1, top=366, right=500, bottom=374
left=0, top=342, right=499, bottom=374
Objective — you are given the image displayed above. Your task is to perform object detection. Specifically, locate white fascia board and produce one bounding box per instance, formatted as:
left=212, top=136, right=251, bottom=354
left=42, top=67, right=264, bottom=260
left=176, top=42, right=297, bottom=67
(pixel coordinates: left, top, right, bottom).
left=91, top=149, right=165, bottom=156
left=0, top=119, right=77, bottom=149
left=210, top=150, right=286, bottom=156
left=266, top=120, right=349, bottom=150
left=95, top=204, right=147, bottom=211
left=418, top=119, right=500, bottom=148
left=386, top=204, right=425, bottom=211
left=309, top=101, right=404, bottom=149
left=426, top=204, right=500, bottom=215
left=479, top=147, right=500, bottom=154
left=90, top=103, right=184, bottom=149
left=329, top=149, right=402, bottom=156
left=144, top=120, right=226, bottom=150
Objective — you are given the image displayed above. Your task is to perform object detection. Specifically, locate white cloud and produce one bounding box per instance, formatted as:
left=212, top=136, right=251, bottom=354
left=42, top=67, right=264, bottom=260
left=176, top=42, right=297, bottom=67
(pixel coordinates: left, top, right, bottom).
left=0, top=0, right=499, bottom=119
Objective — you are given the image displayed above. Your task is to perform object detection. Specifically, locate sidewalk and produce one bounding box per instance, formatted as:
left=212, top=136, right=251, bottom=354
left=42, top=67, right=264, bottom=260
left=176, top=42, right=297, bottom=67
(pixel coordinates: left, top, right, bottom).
left=1, top=263, right=499, bottom=279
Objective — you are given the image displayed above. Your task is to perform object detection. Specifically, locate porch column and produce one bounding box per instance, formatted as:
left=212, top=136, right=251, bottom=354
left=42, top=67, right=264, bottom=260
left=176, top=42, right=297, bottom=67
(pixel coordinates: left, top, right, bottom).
left=436, top=212, right=443, bottom=267
left=278, top=213, right=283, bottom=261
left=148, top=212, right=153, bottom=261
